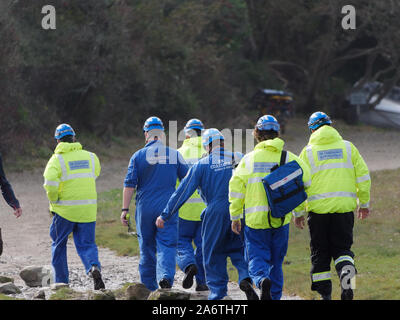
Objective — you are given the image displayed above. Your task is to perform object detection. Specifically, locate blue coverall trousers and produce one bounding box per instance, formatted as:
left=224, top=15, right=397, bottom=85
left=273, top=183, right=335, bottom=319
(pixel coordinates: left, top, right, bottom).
left=244, top=223, right=290, bottom=300
left=202, top=201, right=250, bottom=300
left=136, top=209, right=178, bottom=291
left=50, top=213, right=101, bottom=284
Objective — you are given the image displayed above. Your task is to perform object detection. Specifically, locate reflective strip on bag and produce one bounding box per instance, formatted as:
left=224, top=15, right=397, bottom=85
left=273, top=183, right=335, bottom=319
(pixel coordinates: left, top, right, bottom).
left=269, top=168, right=303, bottom=190
left=229, top=191, right=245, bottom=199
left=334, top=255, right=354, bottom=266
left=44, top=179, right=60, bottom=187
left=308, top=192, right=357, bottom=202
left=312, top=272, right=332, bottom=282
left=356, top=174, right=370, bottom=183
left=306, top=141, right=353, bottom=174
left=53, top=199, right=97, bottom=206
left=244, top=205, right=269, bottom=214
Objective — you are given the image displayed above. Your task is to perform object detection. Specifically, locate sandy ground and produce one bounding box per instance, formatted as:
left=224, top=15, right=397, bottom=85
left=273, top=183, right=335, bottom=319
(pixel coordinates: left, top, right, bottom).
left=0, top=117, right=399, bottom=300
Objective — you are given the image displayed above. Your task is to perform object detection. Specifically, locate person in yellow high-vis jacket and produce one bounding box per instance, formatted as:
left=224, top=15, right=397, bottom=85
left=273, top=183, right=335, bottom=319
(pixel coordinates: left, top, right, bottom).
left=229, top=115, right=311, bottom=300
left=43, top=124, right=104, bottom=290
left=176, top=119, right=208, bottom=291
left=294, top=112, right=371, bottom=300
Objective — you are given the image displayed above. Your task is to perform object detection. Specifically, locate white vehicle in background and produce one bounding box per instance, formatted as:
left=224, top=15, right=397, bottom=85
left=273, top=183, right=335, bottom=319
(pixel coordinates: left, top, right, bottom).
left=347, top=81, right=400, bottom=129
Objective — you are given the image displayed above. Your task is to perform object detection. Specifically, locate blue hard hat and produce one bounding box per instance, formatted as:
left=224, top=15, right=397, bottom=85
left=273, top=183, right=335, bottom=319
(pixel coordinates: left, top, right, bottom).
left=255, top=115, right=280, bottom=132
left=308, top=111, right=332, bottom=131
left=202, top=128, right=224, bottom=146
left=184, top=118, right=204, bottom=133
left=54, top=123, right=75, bottom=140
left=143, top=116, right=164, bottom=132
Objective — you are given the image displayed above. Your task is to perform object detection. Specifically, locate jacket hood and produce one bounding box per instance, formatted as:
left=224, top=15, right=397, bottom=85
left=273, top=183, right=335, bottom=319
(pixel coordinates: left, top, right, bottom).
left=255, top=137, right=284, bottom=153
left=309, top=125, right=342, bottom=145
left=54, top=142, right=83, bottom=154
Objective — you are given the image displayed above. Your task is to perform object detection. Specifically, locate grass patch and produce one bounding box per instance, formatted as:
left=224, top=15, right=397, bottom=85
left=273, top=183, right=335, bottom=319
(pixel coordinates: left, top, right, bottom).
left=96, top=188, right=139, bottom=256
left=0, top=294, right=21, bottom=300
left=283, top=168, right=400, bottom=300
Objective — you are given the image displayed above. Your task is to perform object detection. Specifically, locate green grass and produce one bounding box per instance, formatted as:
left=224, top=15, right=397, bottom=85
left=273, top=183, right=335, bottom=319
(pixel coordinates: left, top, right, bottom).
left=283, top=168, right=400, bottom=300
left=96, top=189, right=139, bottom=256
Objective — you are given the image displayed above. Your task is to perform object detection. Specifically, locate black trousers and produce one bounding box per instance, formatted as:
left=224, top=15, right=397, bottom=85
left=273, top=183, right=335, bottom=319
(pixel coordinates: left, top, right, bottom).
left=307, top=211, right=355, bottom=296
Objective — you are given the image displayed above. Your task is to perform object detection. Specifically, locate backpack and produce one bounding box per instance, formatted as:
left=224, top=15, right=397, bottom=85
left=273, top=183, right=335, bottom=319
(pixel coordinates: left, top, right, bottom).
left=262, top=150, right=307, bottom=228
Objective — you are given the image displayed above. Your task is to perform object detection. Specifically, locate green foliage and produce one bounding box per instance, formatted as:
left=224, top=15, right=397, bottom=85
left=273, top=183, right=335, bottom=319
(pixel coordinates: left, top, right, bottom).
left=1, top=0, right=399, bottom=159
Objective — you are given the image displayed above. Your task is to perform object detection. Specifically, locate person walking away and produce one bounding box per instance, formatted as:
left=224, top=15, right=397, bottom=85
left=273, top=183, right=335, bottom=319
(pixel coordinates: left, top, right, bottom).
left=0, top=153, right=22, bottom=256
left=294, top=111, right=371, bottom=300
left=229, top=115, right=311, bottom=300
left=156, top=129, right=258, bottom=300
left=43, top=124, right=105, bottom=290
left=176, top=119, right=208, bottom=291
left=121, top=116, right=188, bottom=291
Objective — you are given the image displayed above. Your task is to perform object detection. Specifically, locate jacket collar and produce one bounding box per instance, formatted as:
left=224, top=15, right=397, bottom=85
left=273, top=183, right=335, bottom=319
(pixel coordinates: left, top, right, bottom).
left=54, top=142, right=83, bottom=154
left=254, top=137, right=284, bottom=153
left=309, top=125, right=342, bottom=145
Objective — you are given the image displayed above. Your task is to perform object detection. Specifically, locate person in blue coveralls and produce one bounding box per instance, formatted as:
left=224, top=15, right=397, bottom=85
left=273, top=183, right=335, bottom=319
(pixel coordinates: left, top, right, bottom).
left=156, top=128, right=258, bottom=300
left=121, top=116, right=189, bottom=291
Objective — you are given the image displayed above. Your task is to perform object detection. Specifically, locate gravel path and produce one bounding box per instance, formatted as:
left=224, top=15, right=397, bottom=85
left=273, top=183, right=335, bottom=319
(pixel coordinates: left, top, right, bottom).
left=0, top=118, right=398, bottom=300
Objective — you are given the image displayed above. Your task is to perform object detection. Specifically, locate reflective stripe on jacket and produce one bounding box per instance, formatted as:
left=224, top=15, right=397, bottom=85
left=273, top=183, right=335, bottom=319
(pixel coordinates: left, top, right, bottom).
left=299, top=125, right=371, bottom=214
left=43, top=142, right=101, bottom=223
left=229, top=138, right=311, bottom=229
left=177, top=137, right=206, bottom=221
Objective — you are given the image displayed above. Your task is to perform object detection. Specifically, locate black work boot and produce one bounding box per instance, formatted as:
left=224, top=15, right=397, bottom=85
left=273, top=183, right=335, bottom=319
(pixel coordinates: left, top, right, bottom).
left=182, top=264, right=198, bottom=289
left=0, top=228, right=3, bottom=256
left=260, top=278, right=272, bottom=300
left=321, top=293, right=332, bottom=300
left=159, top=278, right=172, bottom=289
left=239, top=278, right=259, bottom=300
left=341, top=289, right=353, bottom=300
left=195, top=283, right=209, bottom=291
left=90, top=265, right=105, bottom=290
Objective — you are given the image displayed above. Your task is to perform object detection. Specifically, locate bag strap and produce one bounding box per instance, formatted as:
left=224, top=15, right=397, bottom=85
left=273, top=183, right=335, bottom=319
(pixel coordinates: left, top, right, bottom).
left=280, top=150, right=287, bottom=166
left=268, top=150, right=287, bottom=229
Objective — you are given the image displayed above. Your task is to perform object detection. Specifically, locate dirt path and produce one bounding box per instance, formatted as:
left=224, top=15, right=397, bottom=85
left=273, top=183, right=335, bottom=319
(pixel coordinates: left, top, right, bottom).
left=0, top=118, right=399, bottom=300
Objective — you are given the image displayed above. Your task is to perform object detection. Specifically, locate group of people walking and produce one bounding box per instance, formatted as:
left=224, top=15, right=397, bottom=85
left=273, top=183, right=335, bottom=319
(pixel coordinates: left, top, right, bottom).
left=0, top=110, right=370, bottom=300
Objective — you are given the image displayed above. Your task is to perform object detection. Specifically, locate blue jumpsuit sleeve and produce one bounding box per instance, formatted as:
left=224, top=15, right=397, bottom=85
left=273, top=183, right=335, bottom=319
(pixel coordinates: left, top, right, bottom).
left=177, top=151, right=189, bottom=181
left=124, top=153, right=139, bottom=188
left=161, top=163, right=202, bottom=221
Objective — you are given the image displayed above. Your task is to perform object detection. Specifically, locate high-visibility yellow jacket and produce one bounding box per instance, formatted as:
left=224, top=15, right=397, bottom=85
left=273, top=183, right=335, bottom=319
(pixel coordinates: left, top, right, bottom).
left=298, top=125, right=371, bottom=215
left=229, top=138, right=311, bottom=229
left=43, top=142, right=101, bottom=223
left=177, top=136, right=206, bottom=221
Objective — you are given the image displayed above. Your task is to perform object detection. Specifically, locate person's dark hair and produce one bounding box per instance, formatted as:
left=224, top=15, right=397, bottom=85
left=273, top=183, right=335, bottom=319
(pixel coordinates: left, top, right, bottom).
left=186, top=128, right=202, bottom=137
left=207, top=140, right=224, bottom=151
left=59, top=135, right=75, bottom=143
left=253, top=128, right=279, bottom=142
